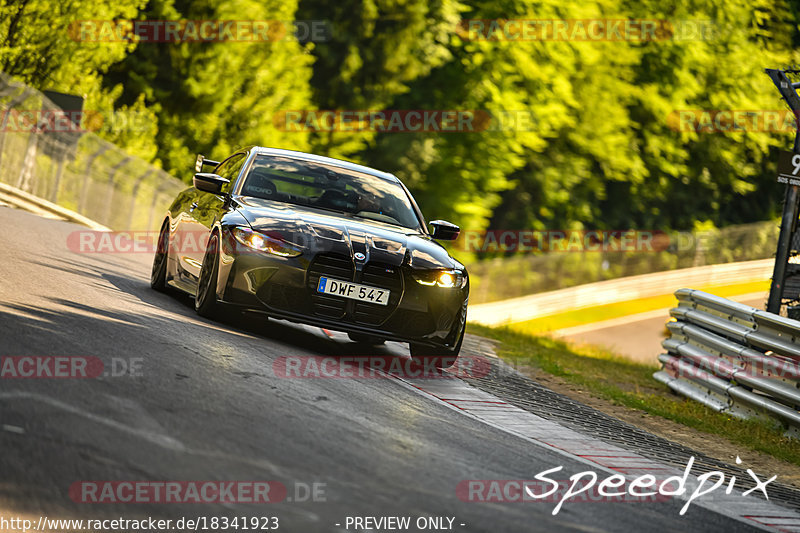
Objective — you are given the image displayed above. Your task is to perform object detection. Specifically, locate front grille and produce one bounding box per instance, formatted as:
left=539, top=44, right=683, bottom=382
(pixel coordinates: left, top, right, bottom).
left=307, top=253, right=354, bottom=319
left=306, top=253, right=403, bottom=325
left=353, top=263, right=403, bottom=325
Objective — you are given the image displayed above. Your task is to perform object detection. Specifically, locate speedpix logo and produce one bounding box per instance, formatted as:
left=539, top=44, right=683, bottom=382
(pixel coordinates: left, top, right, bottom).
left=458, top=457, right=776, bottom=516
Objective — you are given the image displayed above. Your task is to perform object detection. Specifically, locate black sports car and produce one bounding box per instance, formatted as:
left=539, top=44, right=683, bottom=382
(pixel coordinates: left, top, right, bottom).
left=151, top=147, right=468, bottom=367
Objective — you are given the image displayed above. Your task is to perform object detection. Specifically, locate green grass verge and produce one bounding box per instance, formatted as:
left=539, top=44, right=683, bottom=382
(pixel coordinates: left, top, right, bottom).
left=468, top=323, right=800, bottom=466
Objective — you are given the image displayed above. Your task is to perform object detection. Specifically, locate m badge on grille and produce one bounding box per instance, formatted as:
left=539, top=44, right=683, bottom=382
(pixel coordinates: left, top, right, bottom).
left=354, top=252, right=366, bottom=261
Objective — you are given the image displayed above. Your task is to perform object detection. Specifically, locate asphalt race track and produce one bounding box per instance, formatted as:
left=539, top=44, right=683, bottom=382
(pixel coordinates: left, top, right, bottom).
left=0, top=206, right=786, bottom=532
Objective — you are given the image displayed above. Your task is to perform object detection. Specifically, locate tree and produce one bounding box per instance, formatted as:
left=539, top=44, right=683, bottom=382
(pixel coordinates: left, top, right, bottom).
left=0, top=0, right=158, bottom=160
left=104, top=0, right=316, bottom=176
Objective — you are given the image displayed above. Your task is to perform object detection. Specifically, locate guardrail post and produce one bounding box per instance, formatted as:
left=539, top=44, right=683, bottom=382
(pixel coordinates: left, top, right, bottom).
left=77, top=146, right=109, bottom=214
left=49, top=150, right=67, bottom=203
left=127, top=169, right=154, bottom=230
left=765, top=68, right=800, bottom=313
left=102, top=156, right=132, bottom=226
left=147, top=181, right=173, bottom=232
left=769, top=187, right=800, bottom=313
left=0, top=86, right=32, bottom=173
left=15, top=128, right=38, bottom=192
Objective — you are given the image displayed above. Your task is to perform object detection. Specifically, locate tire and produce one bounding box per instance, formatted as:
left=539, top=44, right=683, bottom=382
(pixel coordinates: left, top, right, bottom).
left=195, top=233, right=222, bottom=318
left=409, top=325, right=465, bottom=369
left=347, top=333, right=386, bottom=345
left=150, top=221, right=170, bottom=292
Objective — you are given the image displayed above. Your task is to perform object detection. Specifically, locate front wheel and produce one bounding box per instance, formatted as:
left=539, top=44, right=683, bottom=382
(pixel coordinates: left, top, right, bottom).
left=409, top=326, right=464, bottom=369
left=195, top=233, right=222, bottom=318
left=151, top=221, right=170, bottom=292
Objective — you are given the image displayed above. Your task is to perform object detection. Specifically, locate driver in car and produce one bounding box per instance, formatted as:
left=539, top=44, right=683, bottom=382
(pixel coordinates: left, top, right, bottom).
left=356, top=191, right=380, bottom=214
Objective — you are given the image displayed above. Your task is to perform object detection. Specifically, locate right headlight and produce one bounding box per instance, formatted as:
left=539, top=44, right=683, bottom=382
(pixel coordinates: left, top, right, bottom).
left=412, top=269, right=466, bottom=288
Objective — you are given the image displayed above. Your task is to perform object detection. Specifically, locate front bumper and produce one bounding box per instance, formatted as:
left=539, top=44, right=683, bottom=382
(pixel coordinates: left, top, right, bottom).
left=216, top=237, right=467, bottom=346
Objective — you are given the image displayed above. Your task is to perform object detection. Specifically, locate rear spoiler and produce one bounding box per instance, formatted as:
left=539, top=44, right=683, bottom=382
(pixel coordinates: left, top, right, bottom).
left=195, top=154, right=221, bottom=173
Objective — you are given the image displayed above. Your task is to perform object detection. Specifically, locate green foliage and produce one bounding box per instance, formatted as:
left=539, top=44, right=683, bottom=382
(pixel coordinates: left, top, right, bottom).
left=301, top=0, right=800, bottom=232
left=105, top=0, right=315, bottom=176
left=474, top=0, right=799, bottom=232
left=0, top=0, right=143, bottom=90
left=296, top=0, right=464, bottom=160
left=3, top=0, right=800, bottom=236
left=0, top=0, right=157, bottom=160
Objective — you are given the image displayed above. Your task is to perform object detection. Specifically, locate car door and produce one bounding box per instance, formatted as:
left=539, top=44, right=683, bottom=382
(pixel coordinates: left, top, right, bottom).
left=178, top=152, right=247, bottom=283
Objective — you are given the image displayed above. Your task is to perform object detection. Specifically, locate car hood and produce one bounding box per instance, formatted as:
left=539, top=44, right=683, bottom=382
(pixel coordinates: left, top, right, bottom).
left=235, top=197, right=460, bottom=270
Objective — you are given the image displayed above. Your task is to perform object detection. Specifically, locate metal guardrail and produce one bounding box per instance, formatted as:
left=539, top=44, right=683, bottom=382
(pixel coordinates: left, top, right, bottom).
left=655, top=288, right=800, bottom=436
left=0, top=72, right=186, bottom=231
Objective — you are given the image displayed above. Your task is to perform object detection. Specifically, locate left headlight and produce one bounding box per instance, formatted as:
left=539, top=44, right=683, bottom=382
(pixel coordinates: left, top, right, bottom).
left=232, top=226, right=302, bottom=257
left=413, top=269, right=466, bottom=288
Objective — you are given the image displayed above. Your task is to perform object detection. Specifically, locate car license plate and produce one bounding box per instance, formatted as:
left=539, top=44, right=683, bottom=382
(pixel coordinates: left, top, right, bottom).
left=316, top=277, right=390, bottom=305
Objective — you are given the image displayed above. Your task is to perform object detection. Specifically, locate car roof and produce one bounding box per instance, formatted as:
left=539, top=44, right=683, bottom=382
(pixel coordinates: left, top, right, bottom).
left=248, top=146, right=399, bottom=182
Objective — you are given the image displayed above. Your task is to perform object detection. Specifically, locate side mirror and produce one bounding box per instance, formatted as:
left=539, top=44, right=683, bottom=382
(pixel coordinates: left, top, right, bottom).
left=193, top=173, right=230, bottom=195
left=195, top=154, right=221, bottom=173
left=429, top=219, right=460, bottom=241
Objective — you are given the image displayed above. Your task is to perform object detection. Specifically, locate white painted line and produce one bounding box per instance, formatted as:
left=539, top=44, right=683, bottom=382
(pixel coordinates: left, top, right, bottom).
left=0, top=391, right=184, bottom=450
left=745, top=518, right=800, bottom=526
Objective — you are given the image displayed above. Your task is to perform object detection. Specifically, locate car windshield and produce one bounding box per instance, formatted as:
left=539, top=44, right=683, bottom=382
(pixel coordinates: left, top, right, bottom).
left=240, top=155, right=422, bottom=230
